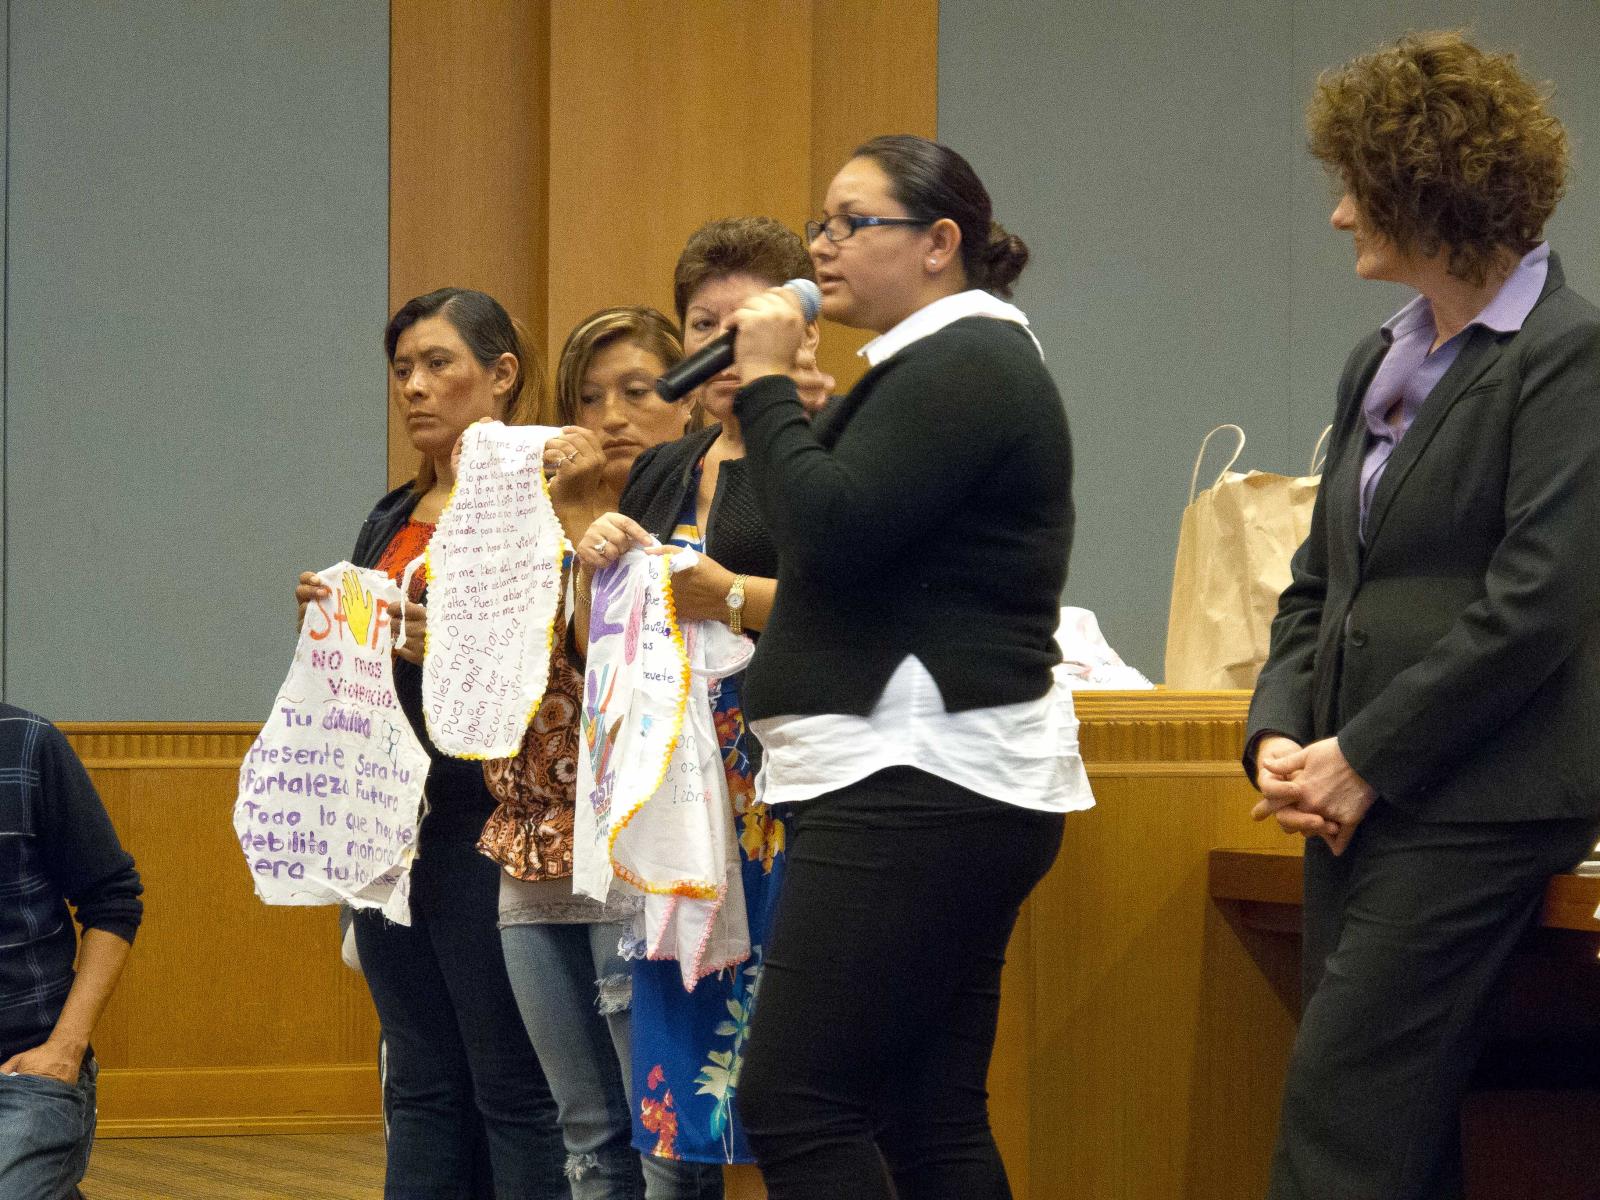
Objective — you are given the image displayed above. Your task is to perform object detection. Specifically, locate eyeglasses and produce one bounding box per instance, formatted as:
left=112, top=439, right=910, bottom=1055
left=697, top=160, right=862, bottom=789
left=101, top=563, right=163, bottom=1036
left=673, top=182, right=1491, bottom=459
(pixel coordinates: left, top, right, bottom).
left=804, top=213, right=934, bottom=243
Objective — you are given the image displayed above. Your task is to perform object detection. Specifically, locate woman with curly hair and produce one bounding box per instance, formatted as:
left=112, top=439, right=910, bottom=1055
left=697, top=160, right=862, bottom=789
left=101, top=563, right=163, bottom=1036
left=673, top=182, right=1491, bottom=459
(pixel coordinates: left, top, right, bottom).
left=1245, top=32, right=1600, bottom=1200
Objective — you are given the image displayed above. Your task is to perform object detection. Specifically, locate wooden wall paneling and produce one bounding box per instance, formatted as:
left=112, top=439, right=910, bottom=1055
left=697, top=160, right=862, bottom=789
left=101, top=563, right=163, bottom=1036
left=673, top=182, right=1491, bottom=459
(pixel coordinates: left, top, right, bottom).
left=121, top=764, right=369, bottom=1071
left=1017, top=692, right=1296, bottom=1200
left=389, top=0, right=550, bottom=486
left=62, top=725, right=381, bottom=1137
left=545, top=0, right=814, bottom=365
left=808, top=0, right=939, bottom=388
left=95, top=1066, right=383, bottom=1138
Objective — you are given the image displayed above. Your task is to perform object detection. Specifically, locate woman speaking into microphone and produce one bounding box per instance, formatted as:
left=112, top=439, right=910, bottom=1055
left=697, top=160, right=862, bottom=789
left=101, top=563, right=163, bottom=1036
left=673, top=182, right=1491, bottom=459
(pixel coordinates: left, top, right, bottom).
left=722, top=136, right=1093, bottom=1198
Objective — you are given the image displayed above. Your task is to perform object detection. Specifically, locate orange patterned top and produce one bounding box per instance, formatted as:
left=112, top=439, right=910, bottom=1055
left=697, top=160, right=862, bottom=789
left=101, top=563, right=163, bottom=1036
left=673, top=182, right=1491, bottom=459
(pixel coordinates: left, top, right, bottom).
left=374, top=519, right=434, bottom=600
left=478, top=569, right=584, bottom=882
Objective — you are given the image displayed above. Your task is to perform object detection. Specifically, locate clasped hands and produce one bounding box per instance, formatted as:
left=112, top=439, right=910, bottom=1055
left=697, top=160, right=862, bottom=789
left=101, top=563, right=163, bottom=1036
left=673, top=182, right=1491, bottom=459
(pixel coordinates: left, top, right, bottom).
left=1252, top=735, right=1376, bottom=856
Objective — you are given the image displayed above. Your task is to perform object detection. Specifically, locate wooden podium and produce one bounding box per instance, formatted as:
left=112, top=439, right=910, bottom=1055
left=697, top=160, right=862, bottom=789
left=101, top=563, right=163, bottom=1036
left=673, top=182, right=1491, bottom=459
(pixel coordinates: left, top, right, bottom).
left=66, top=693, right=1600, bottom=1197
left=1210, top=845, right=1600, bottom=1200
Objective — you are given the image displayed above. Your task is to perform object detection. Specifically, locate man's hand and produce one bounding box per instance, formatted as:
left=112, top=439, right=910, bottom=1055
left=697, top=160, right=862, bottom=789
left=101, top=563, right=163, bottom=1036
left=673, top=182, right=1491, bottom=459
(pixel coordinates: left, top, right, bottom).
left=0, top=1038, right=83, bottom=1085
left=1253, top=736, right=1377, bottom=855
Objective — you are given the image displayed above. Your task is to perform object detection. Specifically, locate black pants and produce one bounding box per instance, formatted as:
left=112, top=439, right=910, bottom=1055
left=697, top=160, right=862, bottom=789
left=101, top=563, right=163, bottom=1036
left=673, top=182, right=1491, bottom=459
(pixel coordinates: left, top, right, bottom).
left=737, top=767, right=1064, bottom=1200
left=1269, top=801, right=1600, bottom=1200
left=356, top=832, right=567, bottom=1199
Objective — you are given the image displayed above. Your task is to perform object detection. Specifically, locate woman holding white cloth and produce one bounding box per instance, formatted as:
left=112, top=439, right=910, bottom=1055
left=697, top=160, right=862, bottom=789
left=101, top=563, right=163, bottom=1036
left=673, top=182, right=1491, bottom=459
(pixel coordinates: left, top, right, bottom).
left=578, top=216, right=826, bottom=1195
left=714, top=135, right=1093, bottom=1200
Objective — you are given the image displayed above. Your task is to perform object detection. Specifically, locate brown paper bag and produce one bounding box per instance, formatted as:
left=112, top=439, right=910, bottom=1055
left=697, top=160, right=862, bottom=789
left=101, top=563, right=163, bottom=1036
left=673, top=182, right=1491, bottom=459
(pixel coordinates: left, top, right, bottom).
left=1164, top=425, right=1328, bottom=689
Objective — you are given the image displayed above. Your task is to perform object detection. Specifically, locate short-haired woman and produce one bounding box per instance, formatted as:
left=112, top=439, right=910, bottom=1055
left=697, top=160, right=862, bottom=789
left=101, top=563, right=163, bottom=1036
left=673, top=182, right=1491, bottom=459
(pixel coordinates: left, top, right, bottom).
left=705, top=137, right=1093, bottom=1199
left=579, top=216, right=827, bottom=1196
left=483, top=306, right=693, bottom=1200
left=1246, top=33, right=1600, bottom=1199
left=297, top=288, right=566, bottom=1197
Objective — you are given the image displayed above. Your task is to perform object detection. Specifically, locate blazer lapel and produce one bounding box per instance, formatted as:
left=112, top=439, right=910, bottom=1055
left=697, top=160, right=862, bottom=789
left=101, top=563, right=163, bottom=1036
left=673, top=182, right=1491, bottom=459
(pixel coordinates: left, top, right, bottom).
left=1361, top=327, right=1505, bottom=550
left=1329, top=341, right=1387, bottom=584
left=1312, top=339, right=1385, bottom=733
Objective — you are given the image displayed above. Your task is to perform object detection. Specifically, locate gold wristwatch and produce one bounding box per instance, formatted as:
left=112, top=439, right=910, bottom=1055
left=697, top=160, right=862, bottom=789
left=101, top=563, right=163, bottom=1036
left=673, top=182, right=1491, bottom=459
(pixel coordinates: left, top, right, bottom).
left=725, top=574, right=748, bottom=635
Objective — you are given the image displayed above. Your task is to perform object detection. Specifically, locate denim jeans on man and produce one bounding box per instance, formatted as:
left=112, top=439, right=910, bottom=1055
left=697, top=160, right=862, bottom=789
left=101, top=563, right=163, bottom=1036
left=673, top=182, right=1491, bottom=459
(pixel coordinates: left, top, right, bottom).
left=0, top=1055, right=97, bottom=1199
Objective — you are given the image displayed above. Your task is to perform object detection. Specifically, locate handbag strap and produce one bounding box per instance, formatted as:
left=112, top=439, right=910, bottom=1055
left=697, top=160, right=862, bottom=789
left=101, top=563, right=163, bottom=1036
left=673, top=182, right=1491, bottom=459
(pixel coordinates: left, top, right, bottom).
left=1188, top=424, right=1246, bottom=504
left=1309, top=425, right=1333, bottom=475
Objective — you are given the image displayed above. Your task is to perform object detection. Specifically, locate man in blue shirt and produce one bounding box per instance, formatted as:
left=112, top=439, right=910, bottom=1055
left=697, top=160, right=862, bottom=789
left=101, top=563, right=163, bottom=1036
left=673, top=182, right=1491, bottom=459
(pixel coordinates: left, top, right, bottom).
left=0, top=704, right=143, bottom=1198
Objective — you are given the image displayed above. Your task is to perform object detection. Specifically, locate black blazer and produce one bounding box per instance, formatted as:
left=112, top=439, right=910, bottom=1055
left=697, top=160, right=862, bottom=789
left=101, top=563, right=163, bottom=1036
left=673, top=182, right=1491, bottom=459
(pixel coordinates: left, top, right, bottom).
left=1247, top=254, right=1600, bottom=821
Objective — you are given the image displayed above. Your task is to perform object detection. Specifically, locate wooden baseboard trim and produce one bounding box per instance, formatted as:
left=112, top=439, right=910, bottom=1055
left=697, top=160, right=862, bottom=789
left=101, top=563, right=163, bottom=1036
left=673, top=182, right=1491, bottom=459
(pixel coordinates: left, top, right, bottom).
left=96, top=1063, right=381, bottom=1137
left=98, top=1115, right=385, bottom=1139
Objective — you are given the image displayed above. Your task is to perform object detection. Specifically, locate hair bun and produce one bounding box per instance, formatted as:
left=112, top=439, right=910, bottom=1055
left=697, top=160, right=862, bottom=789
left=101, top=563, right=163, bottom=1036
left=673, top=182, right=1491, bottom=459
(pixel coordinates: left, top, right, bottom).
left=982, top=221, right=1030, bottom=297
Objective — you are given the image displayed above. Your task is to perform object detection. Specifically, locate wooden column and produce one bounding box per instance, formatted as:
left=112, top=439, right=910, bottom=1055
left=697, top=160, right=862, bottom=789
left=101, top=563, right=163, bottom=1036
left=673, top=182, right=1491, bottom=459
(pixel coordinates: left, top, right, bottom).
left=808, top=0, right=940, bottom=386
left=388, top=0, right=549, bottom=486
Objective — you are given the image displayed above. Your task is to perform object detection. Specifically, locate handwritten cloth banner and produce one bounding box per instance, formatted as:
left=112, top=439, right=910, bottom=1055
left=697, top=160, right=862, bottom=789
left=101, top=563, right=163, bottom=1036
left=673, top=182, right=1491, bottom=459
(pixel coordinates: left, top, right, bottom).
left=237, top=562, right=429, bottom=924
left=424, top=420, right=566, bottom=758
left=638, top=617, right=753, bottom=988
left=574, top=547, right=754, bottom=989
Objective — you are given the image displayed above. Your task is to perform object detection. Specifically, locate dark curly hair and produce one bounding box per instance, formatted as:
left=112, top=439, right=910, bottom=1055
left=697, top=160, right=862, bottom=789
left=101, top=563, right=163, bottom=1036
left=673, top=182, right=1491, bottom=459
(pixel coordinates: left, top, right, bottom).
left=672, top=217, right=815, bottom=325
left=1307, top=31, right=1567, bottom=285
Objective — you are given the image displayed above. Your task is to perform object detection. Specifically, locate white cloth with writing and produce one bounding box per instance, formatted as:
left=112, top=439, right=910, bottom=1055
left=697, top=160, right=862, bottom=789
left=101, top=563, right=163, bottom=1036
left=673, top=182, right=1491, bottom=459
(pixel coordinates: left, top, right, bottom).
left=237, top=562, right=428, bottom=923
left=424, top=421, right=566, bottom=758
left=574, top=547, right=753, bottom=989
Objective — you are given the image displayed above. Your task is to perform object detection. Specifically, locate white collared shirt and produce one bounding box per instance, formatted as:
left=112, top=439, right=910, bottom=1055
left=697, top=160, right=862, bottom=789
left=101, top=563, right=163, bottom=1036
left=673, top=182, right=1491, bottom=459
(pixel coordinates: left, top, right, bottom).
left=751, top=291, right=1093, bottom=816
left=858, top=288, right=1044, bottom=367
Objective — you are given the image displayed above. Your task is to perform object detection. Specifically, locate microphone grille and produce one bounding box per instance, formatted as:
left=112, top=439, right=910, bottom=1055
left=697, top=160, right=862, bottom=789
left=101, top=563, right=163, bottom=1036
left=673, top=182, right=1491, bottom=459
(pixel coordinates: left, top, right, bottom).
left=785, top=278, right=823, bottom=322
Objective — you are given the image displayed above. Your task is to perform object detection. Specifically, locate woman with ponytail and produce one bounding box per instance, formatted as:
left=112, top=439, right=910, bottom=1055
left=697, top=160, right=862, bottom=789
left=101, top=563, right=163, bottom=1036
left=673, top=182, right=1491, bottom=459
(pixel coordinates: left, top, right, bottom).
left=695, top=135, right=1094, bottom=1198
left=296, top=289, right=566, bottom=1198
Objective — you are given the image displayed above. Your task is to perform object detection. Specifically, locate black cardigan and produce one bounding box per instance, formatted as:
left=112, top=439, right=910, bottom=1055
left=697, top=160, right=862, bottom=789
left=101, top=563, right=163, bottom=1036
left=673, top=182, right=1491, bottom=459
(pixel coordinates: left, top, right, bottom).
left=732, top=316, right=1073, bottom=722
left=619, top=424, right=782, bottom=773
left=618, top=423, right=780, bottom=580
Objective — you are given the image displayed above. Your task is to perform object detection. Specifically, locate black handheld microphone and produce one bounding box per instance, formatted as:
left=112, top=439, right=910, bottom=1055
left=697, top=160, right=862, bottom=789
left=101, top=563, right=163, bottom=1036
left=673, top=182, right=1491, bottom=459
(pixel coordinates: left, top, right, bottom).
left=654, top=278, right=823, bottom=402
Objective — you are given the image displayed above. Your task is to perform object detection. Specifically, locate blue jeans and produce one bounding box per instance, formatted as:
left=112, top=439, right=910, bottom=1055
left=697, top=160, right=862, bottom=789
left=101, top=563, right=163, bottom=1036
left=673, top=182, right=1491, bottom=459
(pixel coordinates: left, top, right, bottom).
left=356, top=838, right=566, bottom=1199
left=501, top=920, right=724, bottom=1200
left=0, top=1055, right=96, bottom=1200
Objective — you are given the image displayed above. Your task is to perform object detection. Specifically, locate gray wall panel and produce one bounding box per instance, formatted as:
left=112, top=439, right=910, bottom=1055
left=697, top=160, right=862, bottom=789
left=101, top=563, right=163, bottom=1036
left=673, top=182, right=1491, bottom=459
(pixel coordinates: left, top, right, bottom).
left=940, top=3, right=1600, bottom=677
left=3, top=1, right=388, bottom=719
left=0, top=4, right=7, bottom=698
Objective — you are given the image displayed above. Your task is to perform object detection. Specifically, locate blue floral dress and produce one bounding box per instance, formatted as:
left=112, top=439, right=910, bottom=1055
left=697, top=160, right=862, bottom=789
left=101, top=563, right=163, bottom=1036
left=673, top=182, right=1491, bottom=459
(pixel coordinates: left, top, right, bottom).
left=629, top=469, right=789, bottom=1165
